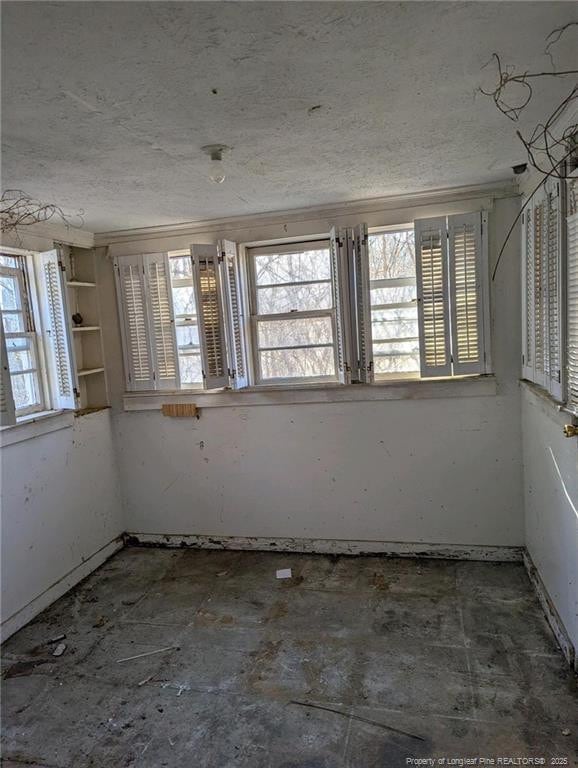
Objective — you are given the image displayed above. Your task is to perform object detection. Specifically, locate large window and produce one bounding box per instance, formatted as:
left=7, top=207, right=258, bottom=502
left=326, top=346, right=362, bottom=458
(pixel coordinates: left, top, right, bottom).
left=0, top=253, right=45, bottom=416
left=247, top=240, right=337, bottom=383
left=168, top=251, right=202, bottom=387
left=114, top=212, right=491, bottom=394
left=368, top=229, right=419, bottom=378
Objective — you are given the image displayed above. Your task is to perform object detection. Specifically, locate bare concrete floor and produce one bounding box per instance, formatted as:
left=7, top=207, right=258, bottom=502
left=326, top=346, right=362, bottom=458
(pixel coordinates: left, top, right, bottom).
left=2, top=548, right=578, bottom=767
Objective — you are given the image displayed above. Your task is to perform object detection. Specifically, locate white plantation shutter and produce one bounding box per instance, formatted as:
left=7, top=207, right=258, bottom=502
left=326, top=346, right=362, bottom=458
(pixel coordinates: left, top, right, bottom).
left=522, top=203, right=536, bottom=381
left=329, top=227, right=353, bottom=384
left=545, top=179, right=563, bottom=400
left=218, top=239, right=248, bottom=389
left=115, top=254, right=154, bottom=391
left=447, top=212, right=487, bottom=375
left=143, top=253, right=179, bottom=390
left=521, top=183, right=563, bottom=399
left=567, top=210, right=578, bottom=412
left=352, top=223, right=373, bottom=383
left=415, top=217, right=452, bottom=377
left=39, top=249, right=76, bottom=409
left=0, top=322, right=16, bottom=426
left=191, top=244, right=228, bottom=389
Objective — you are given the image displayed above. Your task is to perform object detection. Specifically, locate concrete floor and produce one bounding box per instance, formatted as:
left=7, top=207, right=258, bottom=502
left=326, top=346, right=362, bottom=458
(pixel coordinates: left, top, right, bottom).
left=2, top=548, right=577, bottom=767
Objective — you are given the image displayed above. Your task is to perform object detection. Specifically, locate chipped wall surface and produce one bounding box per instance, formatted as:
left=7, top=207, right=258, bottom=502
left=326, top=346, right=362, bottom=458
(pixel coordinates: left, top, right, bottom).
left=0, top=411, right=123, bottom=637
left=108, top=194, right=524, bottom=549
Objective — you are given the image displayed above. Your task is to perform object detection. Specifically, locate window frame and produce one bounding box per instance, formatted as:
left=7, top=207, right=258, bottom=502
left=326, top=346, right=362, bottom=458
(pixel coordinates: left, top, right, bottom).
left=0, top=252, right=48, bottom=417
left=245, top=237, right=341, bottom=386
left=168, top=250, right=204, bottom=391
left=366, top=225, right=421, bottom=381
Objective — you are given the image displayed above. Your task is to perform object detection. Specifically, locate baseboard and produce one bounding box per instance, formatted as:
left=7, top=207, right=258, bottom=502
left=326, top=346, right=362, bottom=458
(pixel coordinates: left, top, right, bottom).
left=0, top=535, right=124, bottom=642
left=124, top=532, right=523, bottom=562
left=523, top=550, right=576, bottom=671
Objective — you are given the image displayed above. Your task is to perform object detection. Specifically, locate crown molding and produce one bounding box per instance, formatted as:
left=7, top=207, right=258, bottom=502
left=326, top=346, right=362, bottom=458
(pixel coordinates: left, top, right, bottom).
left=95, top=179, right=519, bottom=246
left=0, top=220, right=94, bottom=250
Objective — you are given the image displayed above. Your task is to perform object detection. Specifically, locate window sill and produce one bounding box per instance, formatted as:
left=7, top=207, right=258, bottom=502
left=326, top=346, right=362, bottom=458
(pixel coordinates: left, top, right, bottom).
left=520, top=380, right=577, bottom=424
left=0, top=410, right=74, bottom=448
left=123, top=375, right=497, bottom=411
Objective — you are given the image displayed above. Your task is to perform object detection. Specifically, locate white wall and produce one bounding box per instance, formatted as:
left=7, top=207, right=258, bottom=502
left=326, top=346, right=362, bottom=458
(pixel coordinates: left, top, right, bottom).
left=106, top=191, right=525, bottom=551
left=0, top=410, right=123, bottom=638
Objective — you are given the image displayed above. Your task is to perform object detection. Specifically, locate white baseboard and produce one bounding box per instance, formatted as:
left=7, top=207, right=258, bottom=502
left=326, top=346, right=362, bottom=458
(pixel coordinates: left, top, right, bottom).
left=523, top=551, right=576, bottom=671
left=1, top=536, right=124, bottom=642
left=125, top=533, right=523, bottom=562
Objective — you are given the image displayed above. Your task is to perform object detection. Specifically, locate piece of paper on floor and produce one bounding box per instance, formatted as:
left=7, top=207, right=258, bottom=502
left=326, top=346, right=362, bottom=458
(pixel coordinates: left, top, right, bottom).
left=276, top=568, right=292, bottom=579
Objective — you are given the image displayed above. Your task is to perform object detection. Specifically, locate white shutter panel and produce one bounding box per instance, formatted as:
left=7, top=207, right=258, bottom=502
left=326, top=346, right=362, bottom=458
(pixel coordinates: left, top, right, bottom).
left=143, top=253, right=179, bottom=390
left=329, top=227, right=353, bottom=384
left=545, top=178, right=563, bottom=400
left=0, top=322, right=16, bottom=426
left=522, top=203, right=536, bottom=381
left=352, top=223, right=373, bottom=383
left=447, top=212, right=487, bottom=375
left=40, top=249, right=76, bottom=409
left=191, top=244, right=228, bottom=389
left=114, top=254, right=154, bottom=391
left=567, top=210, right=578, bottom=412
left=415, top=217, right=451, bottom=377
left=218, top=239, right=248, bottom=389
left=532, top=187, right=548, bottom=388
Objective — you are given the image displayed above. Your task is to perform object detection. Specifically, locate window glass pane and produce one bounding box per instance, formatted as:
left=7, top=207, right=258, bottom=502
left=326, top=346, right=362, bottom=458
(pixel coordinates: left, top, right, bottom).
left=373, top=340, right=420, bottom=375
left=5, top=335, right=29, bottom=351
left=0, top=275, right=21, bottom=311
left=10, top=372, right=40, bottom=410
left=170, top=256, right=193, bottom=280
left=8, top=348, right=34, bottom=372
left=178, top=353, right=202, bottom=385
left=370, top=285, right=416, bottom=306
left=176, top=324, right=199, bottom=348
left=258, top=316, right=333, bottom=349
left=172, top=285, right=196, bottom=316
left=0, top=254, right=19, bottom=268
left=255, top=248, right=331, bottom=285
left=371, top=307, right=419, bottom=342
left=257, top=283, right=332, bottom=314
left=2, top=312, right=24, bottom=333
left=368, top=231, right=415, bottom=280
left=260, top=346, right=335, bottom=379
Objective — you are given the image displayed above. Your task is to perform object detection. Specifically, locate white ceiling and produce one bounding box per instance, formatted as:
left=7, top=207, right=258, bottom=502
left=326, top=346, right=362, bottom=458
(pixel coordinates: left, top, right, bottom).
left=2, top=2, right=576, bottom=232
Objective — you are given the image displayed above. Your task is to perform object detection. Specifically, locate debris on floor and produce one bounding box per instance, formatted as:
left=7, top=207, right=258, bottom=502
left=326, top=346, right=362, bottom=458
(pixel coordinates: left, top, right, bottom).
left=116, top=646, right=179, bottom=663
left=276, top=568, right=292, bottom=579
left=52, top=642, right=67, bottom=657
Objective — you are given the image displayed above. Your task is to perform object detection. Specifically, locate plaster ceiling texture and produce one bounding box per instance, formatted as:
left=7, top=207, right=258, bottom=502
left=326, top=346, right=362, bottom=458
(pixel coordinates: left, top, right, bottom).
left=2, top=1, right=577, bottom=232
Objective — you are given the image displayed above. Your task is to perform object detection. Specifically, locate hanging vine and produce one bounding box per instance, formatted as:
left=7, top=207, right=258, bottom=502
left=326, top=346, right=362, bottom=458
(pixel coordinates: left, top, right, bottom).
left=0, top=189, right=84, bottom=235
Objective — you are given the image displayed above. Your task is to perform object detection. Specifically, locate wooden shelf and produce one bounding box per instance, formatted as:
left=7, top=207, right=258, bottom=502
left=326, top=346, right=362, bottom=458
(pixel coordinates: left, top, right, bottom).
left=67, top=280, right=96, bottom=288
left=77, top=367, right=105, bottom=377
left=72, top=326, right=101, bottom=333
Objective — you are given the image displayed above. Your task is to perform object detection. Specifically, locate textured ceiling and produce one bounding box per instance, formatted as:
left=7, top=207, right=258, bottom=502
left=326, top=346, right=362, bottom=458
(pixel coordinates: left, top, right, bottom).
left=2, top=1, right=576, bottom=232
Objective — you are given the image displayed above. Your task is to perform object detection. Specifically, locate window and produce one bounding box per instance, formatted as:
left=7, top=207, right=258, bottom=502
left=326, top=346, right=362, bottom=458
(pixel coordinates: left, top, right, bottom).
left=0, top=253, right=45, bottom=416
left=246, top=240, right=338, bottom=383
left=114, top=211, right=491, bottom=395
left=0, top=248, right=76, bottom=426
left=169, top=251, right=202, bottom=388
left=368, top=229, right=419, bottom=378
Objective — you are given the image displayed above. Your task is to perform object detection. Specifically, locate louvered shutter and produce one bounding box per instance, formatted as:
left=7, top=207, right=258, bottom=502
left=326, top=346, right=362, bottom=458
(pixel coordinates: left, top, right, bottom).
left=567, top=208, right=578, bottom=412
left=447, top=212, right=487, bottom=375
left=352, top=223, right=373, bottom=383
left=218, top=240, right=248, bottom=389
left=191, top=244, right=228, bottom=389
left=522, top=202, right=536, bottom=381
left=143, top=253, right=179, bottom=390
left=532, top=187, right=548, bottom=389
left=544, top=178, right=562, bottom=400
left=39, top=249, right=76, bottom=409
left=0, top=322, right=16, bottom=426
left=415, top=217, right=451, bottom=377
left=115, top=254, right=154, bottom=391
left=329, top=227, right=353, bottom=384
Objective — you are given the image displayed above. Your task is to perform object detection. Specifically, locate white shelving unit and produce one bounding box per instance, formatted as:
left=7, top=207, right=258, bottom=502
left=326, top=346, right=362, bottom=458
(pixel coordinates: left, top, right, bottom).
left=61, top=245, right=109, bottom=411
